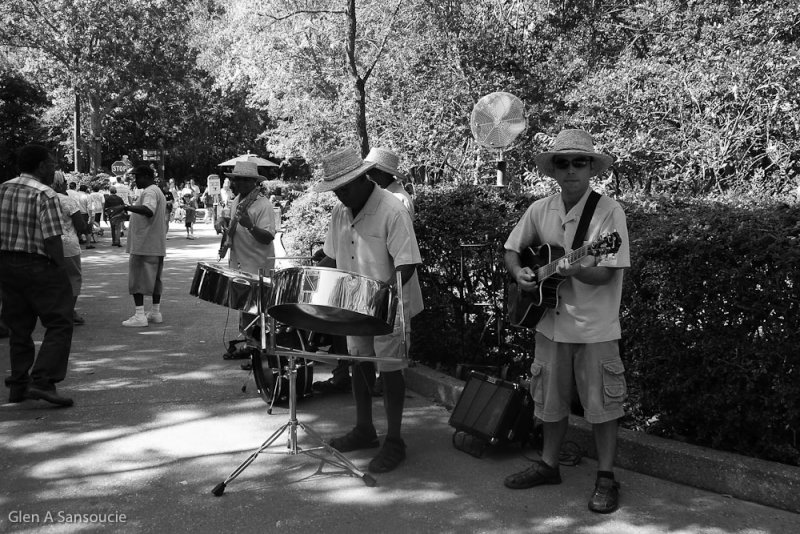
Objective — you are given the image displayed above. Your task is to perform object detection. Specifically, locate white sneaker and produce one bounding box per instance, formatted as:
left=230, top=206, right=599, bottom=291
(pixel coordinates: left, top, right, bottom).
left=146, top=311, right=163, bottom=324
left=122, top=314, right=148, bottom=327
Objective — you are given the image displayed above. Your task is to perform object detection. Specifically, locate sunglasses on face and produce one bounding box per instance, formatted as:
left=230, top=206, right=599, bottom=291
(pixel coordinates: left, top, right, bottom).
left=553, top=157, right=592, bottom=170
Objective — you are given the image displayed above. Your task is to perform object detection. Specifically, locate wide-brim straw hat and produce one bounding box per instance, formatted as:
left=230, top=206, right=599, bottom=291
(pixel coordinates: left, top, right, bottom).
left=314, top=148, right=376, bottom=192
left=365, top=147, right=407, bottom=182
left=534, top=129, right=614, bottom=178
left=224, top=161, right=263, bottom=180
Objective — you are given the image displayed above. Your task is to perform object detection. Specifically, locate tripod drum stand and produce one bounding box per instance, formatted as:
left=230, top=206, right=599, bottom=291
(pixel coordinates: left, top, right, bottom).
left=211, top=268, right=406, bottom=495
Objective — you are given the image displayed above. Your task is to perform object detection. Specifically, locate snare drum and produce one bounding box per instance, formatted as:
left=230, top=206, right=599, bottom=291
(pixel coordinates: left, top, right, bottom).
left=190, top=262, right=271, bottom=314
left=268, top=266, right=397, bottom=336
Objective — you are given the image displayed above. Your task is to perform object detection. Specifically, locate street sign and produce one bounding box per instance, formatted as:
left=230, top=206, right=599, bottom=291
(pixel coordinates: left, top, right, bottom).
left=111, top=160, right=131, bottom=176
left=142, top=149, right=159, bottom=160
left=207, top=176, right=220, bottom=195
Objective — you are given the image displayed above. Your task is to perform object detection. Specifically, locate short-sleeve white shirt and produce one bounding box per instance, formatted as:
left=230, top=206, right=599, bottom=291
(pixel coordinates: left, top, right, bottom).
left=323, top=186, right=423, bottom=318
left=385, top=180, right=414, bottom=218
left=229, top=193, right=277, bottom=274
left=504, top=188, right=630, bottom=343
left=57, top=194, right=81, bottom=258
left=127, top=184, right=167, bottom=256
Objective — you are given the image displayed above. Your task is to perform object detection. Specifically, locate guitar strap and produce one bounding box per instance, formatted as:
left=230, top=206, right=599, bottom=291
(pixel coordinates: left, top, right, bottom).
left=571, top=190, right=601, bottom=250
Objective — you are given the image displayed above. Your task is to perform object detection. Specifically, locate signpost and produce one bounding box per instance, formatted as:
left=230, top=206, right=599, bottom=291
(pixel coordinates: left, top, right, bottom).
left=111, top=160, right=131, bottom=176
left=207, top=176, right=221, bottom=195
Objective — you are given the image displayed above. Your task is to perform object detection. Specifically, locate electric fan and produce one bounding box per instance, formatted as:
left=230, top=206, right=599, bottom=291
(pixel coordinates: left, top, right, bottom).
left=470, top=92, right=527, bottom=186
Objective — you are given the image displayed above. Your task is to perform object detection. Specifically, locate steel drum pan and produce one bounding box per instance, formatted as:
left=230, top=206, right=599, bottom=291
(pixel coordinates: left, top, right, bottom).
left=268, top=266, right=397, bottom=336
left=190, top=262, right=271, bottom=315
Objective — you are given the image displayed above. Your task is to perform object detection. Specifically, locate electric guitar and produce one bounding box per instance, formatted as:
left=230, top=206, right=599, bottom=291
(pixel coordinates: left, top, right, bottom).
left=507, top=232, right=622, bottom=329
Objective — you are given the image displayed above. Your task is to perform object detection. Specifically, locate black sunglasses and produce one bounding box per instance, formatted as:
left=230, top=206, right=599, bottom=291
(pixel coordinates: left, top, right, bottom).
left=553, top=157, right=592, bottom=170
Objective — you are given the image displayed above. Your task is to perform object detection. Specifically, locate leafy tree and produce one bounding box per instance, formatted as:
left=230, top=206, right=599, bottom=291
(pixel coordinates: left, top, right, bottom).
left=192, top=0, right=413, bottom=159
left=0, top=68, right=50, bottom=181
left=0, top=0, right=197, bottom=174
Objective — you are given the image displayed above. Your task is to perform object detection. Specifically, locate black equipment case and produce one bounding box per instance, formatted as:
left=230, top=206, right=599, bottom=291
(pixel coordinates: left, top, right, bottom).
left=448, top=371, right=534, bottom=454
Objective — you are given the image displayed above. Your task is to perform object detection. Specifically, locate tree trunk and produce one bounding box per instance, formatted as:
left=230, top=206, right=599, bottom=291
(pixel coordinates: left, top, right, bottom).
left=73, top=91, right=81, bottom=173
left=87, top=94, right=105, bottom=176
left=345, top=0, right=369, bottom=156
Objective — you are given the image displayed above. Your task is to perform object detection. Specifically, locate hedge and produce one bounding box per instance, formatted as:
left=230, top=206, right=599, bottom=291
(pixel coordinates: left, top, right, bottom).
left=281, top=182, right=800, bottom=465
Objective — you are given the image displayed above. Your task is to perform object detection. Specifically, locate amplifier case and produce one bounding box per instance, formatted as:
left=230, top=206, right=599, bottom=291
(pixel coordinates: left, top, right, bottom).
left=448, top=371, right=533, bottom=445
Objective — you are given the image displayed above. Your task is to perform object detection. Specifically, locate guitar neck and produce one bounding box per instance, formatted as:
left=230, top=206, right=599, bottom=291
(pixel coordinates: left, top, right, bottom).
left=536, top=244, right=592, bottom=281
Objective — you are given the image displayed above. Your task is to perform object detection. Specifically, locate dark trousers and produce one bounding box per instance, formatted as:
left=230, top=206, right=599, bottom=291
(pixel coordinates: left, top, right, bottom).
left=0, top=253, right=74, bottom=391
left=111, top=220, right=124, bottom=245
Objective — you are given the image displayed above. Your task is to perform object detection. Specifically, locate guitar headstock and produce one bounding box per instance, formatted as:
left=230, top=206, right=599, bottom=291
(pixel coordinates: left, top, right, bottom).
left=588, top=231, right=622, bottom=257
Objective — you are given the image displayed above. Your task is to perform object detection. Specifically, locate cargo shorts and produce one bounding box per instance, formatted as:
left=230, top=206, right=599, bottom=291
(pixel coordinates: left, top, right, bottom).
left=529, top=333, right=626, bottom=424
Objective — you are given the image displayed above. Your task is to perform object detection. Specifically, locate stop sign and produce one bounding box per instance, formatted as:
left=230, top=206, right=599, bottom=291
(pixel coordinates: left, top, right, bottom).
left=111, top=160, right=131, bottom=176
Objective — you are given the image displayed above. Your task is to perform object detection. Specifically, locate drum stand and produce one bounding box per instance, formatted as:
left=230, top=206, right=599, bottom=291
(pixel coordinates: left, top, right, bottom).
left=212, top=269, right=411, bottom=496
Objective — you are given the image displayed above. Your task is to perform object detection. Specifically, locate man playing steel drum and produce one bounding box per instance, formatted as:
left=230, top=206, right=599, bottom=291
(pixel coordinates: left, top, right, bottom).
left=314, top=147, right=424, bottom=473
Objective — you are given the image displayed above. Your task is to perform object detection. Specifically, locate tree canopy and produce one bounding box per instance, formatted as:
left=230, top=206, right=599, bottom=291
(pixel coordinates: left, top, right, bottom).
left=0, top=0, right=796, bottom=196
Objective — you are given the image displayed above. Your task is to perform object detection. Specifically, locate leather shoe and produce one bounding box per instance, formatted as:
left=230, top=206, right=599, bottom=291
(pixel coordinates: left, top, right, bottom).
left=588, top=476, right=620, bottom=513
left=312, top=377, right=351, bottom=393
left=25, top=386, right=74, bottom=407
left=8, top=386, right=27, bottom=403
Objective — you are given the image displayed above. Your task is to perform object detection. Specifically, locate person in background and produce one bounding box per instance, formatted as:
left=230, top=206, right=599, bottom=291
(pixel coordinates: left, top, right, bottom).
left=53, top=173, right=88, bottom=325
left=77, top=184, right=95, bottom=247
left=215, top=177, right=234, bottom=235
left=0, top=144, right=75, bottom=407
left=217, top=161, right=277, bottom=362
left=182, top=192, right=197, bottom=239
left=502, top=129, right=630, bottom=514
left=366, top=147, right=415, bottom=217
left=202, top=175, right=221, bottom=225
left=90, top=184, right=105, bottom=231
left=160, top=180, right=174, bottom=235
left=104, top=186, right=126, bottom=247
left=114, top=165, right=167, bottom=327
left=114, top=175, right=131, bottom=206
left=168, top=178, right=180, bottom=221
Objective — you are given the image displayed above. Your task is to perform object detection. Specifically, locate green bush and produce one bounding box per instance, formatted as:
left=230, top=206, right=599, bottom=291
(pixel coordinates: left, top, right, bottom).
left=622, top=196, right=800, bottom=465
left=282, top=181, right=800, bottom=465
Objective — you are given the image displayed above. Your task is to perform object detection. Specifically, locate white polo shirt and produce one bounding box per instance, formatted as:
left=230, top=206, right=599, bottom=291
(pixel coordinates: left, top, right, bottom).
left=504, top=188, right=630, bottom=343
left=323, top=185, right=424, bottom=319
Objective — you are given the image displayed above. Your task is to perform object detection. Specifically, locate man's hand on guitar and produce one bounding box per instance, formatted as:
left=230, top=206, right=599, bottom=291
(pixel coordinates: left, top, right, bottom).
left=514, top=267, right=539, bottom=292
left=556, top=257, right=583, bottom=277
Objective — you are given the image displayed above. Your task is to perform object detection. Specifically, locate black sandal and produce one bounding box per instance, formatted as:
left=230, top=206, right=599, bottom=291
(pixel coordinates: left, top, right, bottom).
left=328, top=427, right=379, bottom=452
left=368, top=437, right=406, bottom=473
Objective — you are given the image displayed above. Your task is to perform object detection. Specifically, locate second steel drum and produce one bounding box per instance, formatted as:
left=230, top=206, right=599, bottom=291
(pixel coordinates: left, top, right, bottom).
left=190, top=262, right=271, bottom=315
left=268, top=266, right=396, bottom=336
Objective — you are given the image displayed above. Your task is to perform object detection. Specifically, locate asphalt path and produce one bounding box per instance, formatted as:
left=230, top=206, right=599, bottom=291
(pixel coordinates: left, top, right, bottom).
left=1, top=221, right=798, bottom=533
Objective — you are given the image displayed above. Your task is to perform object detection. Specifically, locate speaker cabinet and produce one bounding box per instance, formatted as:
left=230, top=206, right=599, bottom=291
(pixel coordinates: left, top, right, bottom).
left=449, top=371, right=533, bottom=446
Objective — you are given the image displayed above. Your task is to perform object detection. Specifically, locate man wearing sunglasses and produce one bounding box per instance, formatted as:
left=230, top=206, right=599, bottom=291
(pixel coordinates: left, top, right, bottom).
left=502, top=129, right=631, bottom=513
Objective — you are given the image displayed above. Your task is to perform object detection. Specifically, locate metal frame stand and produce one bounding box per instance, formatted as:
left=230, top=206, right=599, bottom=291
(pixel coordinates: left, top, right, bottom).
left=211, top=268, right=409, bottom=496
left=211, top=336, right=377, bottom=496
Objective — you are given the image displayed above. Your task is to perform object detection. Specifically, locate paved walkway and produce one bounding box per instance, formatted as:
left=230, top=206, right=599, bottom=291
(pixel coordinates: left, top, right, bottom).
left=1, top=221, right=798, bottom=533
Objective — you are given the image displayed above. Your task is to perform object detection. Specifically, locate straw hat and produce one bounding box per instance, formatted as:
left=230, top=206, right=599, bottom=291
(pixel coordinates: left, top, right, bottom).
left=365, top=147, right=407, bottom=181
left=224, top=161, right=263, bottom=180
left=534, top=129, right=614, bottom=178
left=314, top=148, right=376, bottom=192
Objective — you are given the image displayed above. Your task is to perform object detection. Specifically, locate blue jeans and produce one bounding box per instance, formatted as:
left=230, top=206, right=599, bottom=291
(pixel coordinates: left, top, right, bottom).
left=0, top=252, right=74, bottom=391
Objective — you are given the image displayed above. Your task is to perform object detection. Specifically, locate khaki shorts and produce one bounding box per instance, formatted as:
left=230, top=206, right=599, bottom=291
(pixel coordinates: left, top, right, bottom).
left=346, top=313, right=410, bottom=373
left=530, top=333, right=626, bottom=424
left=128, top=255, right=164, bottom=295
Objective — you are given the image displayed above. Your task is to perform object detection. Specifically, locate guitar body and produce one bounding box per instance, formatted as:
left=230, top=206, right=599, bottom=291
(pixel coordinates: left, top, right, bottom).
left=508, top=244, right=566, bottom=329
